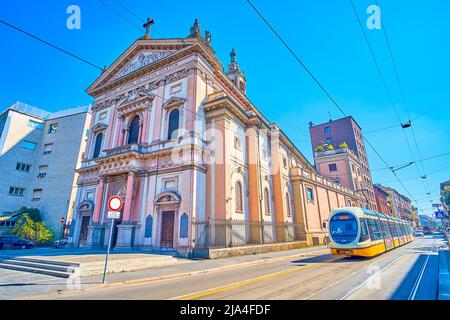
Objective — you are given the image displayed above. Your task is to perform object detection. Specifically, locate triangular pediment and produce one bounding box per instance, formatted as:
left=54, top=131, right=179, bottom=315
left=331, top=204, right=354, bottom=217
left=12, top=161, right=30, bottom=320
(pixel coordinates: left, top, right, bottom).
left=87, top=39, right=195, bottom=95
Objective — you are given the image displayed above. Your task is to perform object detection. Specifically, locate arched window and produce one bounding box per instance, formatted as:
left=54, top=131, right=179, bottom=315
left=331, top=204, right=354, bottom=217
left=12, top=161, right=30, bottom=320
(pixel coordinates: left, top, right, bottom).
left=264, top=188, right=271, bottom=215
left=144, top=215, right=153, bottom=238
left=235, top=181, right=243, bottom=212
left=92, top=132, right=103, bottom=158
left=167, top=109, right=180, bottom=140
left=128, top=116, right=140, bottom=144
left=285, top=193, right=291, bottom=217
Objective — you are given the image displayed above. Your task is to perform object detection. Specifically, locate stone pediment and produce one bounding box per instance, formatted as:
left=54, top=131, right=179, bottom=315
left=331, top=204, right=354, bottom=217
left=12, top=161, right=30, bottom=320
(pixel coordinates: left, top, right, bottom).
left=91, top=122, right=108, bottom=133
left=87, top=40, right=194, bottom=95
left=162, top=96, right=186, bottom=109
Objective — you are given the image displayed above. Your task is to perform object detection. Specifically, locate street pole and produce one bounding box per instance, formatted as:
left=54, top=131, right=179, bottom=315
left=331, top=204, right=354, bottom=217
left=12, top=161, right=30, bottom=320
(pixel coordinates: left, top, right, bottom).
left=102, top=219, right=115, bottom=284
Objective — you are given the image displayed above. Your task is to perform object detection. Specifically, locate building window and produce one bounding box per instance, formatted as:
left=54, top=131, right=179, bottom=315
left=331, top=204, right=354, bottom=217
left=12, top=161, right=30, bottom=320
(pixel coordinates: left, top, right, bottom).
left=324, top=126, right=330, bottom=134
left=235, top=181, right=243, bottom=212
left=44, top=143, right=53, bottom=154
left=306, top=187, right=314, bottom=201
left=262, top=146, right=268, bottom=160
left=283, top=157, right=288, bottom=169
left=48, top=123, right=58, bottom=134
left=32, top=189, right=42, bottom=201
left=334, top=179, right=341, bottom=185
left=16, top=162, right=31, bottom=172
left=326, top=137, right=333, bottom=145
left=179, top=213, right=189, bottom=238
left=28, top=119, right=43, bottom=130
left=264, top=188, right=271, bottom=215
left=144, top=215, right=153, bottom=238
left=286, top=193, right=291, bottom=217
left=93, top=132, right=103, bottom=158
left=328, top=163, right=337, bottom=172
left=9, top=187, right=24, bottom=196
left=21, top=140, right=37, bottom=150
left=38, top=165, right=48, bottom=178
left=128, top=116, right=140, bottom=144
left=167, top=109, right=180, bottom=140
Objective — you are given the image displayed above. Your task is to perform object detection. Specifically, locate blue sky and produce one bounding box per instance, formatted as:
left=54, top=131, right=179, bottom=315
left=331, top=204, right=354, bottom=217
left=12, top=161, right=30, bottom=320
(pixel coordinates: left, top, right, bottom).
left=1, top=0, right=449, bottom=216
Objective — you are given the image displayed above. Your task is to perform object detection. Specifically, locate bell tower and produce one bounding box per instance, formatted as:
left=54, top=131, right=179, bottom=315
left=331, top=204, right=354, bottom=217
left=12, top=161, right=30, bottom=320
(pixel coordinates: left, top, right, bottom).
left=226, top=49, right=246, bottom=94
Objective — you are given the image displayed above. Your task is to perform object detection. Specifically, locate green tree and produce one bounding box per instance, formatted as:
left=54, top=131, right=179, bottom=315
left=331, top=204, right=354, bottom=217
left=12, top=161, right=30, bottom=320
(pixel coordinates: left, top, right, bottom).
left=17, top=207, right=41, bottom=222
left=12, top=214, right=54, bottom=243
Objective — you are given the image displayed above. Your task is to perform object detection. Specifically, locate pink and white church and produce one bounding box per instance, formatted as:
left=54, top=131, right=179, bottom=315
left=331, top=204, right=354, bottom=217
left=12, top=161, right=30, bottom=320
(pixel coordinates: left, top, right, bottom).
left=68, top=20, right=363, bottom=256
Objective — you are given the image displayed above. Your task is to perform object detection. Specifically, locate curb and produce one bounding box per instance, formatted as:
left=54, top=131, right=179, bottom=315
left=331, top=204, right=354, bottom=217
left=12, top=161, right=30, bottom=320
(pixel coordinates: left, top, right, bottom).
left=28, top=247, right=330, bottom=299
left=438, top=248, right=450, bottom=300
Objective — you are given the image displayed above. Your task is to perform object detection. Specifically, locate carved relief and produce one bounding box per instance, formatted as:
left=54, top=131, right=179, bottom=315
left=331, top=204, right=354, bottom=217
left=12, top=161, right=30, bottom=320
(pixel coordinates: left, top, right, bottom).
left=114, top=51, right=173, bottom=80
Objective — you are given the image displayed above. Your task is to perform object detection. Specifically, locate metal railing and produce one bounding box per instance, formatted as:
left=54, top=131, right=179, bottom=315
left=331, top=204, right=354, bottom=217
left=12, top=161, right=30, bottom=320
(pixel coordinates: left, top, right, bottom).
left=192, top=218, right=302, bottom=249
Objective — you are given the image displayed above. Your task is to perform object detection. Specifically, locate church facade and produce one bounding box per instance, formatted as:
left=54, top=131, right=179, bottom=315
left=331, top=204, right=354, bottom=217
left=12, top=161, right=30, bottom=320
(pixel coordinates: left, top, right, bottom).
left=68, top=20, right=363, bottom=255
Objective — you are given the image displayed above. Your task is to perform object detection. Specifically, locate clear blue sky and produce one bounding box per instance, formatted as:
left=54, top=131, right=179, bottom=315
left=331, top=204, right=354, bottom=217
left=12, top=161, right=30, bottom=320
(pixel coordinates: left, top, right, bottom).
left=1, top=0, right=449, bottom=216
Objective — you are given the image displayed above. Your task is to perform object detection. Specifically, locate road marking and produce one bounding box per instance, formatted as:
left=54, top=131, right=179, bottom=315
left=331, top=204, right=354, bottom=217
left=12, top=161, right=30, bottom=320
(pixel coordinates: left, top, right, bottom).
left=173, top=257, right=341, bottom=300
left=408, top=239, right=436, bottom=300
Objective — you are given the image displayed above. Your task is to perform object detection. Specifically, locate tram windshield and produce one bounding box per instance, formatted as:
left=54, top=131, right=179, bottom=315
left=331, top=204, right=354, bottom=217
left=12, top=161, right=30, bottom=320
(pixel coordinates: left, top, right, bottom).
left=329, top=213, right=358, bottom=244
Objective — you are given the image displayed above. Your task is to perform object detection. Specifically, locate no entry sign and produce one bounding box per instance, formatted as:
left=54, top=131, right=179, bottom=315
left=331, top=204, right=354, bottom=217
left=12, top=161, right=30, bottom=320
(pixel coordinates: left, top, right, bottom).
left=107, top=196, right=123, bottom=212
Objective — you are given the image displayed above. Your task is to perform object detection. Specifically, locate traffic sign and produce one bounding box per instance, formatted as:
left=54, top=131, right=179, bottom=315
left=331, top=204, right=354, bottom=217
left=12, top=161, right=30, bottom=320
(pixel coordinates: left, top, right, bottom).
left=435, top=210, right=446, bottom=219
left=107, top=211, right=121, bottom=219
left=107, top=196, right=123, bottom=212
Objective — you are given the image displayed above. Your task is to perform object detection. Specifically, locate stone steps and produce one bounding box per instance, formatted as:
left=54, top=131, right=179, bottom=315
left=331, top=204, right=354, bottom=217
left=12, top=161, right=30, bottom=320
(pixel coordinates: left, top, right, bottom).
left=0, top=256, right=77, bottom=278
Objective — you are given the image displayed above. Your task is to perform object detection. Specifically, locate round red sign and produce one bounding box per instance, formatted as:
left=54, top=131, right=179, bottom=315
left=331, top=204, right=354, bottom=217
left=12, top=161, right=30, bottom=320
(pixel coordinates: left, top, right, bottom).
left=108, top=196, right=123, bottom=212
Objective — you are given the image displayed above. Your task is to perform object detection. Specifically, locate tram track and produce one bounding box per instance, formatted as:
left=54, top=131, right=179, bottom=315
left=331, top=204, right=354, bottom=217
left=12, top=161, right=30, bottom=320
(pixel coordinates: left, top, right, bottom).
left=337, top=238, right=438, bottom=300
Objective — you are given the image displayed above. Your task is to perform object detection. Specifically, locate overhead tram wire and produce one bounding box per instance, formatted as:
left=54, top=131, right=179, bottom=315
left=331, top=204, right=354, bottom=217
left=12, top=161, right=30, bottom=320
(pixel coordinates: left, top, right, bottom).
left=371, top=150, right=450, bottom=171
left=0, top=18, right=103, bottom=71
left=349, top=0, right=429, bottom=204
left=374, top=0, right=432, bottom=196
left=244, top=0, right=422, bottom=210
left=97, top=0, right=143, bottom=33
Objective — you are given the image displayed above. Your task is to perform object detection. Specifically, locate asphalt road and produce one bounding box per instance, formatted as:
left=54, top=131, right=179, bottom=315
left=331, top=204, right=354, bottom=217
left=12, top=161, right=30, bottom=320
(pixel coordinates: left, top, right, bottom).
left=45, top=234, right=445, bottom=300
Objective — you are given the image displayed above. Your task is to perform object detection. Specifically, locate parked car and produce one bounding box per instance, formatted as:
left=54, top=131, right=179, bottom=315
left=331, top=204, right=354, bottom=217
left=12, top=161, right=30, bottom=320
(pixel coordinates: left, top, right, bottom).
left=445, top=227, right=450, bottom=236
left=0, top=235, right=35, bottom=250
left=414, top=230, right=424, bottom=237
left=53, top=238, right=68, bottom=248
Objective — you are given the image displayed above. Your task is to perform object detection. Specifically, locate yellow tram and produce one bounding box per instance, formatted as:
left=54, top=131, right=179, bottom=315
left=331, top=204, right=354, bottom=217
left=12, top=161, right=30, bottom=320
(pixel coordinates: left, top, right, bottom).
left=328, top=207, right=414, bottom=257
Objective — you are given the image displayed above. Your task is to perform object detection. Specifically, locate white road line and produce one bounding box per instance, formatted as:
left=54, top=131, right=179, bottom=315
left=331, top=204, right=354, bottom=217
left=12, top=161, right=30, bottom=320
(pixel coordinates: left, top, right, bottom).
left=408, top=239, right=436, bottom=300
left=337, top=252, right=407, bottom=300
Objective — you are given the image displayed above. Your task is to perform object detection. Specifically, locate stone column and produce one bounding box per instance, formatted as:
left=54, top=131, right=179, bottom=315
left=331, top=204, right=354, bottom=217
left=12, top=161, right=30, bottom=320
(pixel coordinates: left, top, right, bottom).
left=115, top=171, right=136, bottom=250
left=87, top=176, right=107, bottom=248
left=92, top=177, right=105, bottom=223
left=122, top=171, right=135, bottom=222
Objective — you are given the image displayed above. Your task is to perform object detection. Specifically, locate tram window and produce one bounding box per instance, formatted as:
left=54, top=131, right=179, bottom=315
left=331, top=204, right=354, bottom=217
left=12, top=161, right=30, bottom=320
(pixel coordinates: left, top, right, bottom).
left=382, top=220, right=392, bottom=238
left=359, top=218, right=370, bottom=242
left=329, top=213, right=358, bottom=244
left=367, top=218, right=382, bottom=241
left=388, top=221, right=398, bottom=237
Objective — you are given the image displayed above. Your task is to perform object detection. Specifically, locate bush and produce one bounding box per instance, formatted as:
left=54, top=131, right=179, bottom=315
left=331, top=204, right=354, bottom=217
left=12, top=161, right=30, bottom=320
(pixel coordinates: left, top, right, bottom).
left=12, top=214, right=54, bottom=243
left=315, top=146, right=324, bottom=153
left=326, top=144, right=334, bottom=151
left=339, top=142, right=348, bottom=149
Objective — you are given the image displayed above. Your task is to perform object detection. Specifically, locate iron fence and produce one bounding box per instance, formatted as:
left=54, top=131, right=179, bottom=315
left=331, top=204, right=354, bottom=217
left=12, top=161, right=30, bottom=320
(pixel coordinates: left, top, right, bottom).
left=192, top=218, right=302, bottom=249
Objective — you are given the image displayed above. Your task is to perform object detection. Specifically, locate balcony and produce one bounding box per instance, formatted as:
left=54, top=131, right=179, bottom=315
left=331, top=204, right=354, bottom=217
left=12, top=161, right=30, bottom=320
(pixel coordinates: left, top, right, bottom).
left=314, top=147, right=356, bottom=158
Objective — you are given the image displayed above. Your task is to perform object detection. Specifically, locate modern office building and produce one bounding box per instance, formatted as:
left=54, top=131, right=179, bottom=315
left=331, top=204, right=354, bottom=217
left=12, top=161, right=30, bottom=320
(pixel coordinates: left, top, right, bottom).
left=0, top=101, right=91, bottom=234
left=309, top=116, right=377, bottom=210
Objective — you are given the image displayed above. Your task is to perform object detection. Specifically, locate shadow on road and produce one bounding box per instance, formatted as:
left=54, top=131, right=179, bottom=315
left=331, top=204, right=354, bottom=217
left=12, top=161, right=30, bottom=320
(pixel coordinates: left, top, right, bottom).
left=390, top=253, right=438, bottom=300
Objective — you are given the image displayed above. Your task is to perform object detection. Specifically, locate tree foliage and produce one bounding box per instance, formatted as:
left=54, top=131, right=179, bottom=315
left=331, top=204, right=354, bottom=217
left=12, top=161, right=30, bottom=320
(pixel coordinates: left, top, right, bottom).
left=12, top=214, right=54, bottom=243
left=339, top=142, right=349, bottom=149
left=17, top=207, right=41, bottom=222
left=444, top=190, right=450, bottom=207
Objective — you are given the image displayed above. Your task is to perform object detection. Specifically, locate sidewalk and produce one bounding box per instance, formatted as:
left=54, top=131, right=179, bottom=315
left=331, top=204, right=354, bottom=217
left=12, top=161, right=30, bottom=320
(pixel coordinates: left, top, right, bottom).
left=438, top=242, right=450, bottom=300
left=11, top=245, right=329, bottom=299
